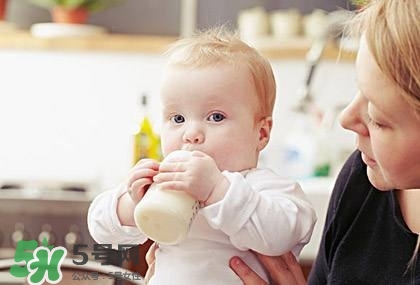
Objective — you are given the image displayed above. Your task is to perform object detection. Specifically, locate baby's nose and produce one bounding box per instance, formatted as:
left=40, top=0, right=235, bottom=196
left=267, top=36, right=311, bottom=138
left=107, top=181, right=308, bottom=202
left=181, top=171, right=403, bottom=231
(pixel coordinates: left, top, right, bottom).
left=182, top=124, right=205, bottom=144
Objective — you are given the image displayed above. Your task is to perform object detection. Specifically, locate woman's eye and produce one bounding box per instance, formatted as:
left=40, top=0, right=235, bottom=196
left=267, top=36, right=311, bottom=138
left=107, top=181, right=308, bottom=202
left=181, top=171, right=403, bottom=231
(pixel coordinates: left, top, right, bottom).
left=367, top=116, right=383, bottom=129
left=208, top=112, right=225, bottom=122
left=170, top=114, right=185, bottom=124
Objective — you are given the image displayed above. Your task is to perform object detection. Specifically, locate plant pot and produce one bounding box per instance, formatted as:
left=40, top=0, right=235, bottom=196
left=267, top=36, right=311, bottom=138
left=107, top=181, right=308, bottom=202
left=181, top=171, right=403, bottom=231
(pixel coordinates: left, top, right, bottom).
left=0, top=0, right=7, bottom=21
left=51, top=6, right=89, bottom=24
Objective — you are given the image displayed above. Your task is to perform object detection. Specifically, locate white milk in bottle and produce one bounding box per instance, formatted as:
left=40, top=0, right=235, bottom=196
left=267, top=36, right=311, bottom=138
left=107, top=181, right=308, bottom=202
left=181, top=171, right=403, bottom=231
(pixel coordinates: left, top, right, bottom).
left=133, top=150, right=200, bottom=244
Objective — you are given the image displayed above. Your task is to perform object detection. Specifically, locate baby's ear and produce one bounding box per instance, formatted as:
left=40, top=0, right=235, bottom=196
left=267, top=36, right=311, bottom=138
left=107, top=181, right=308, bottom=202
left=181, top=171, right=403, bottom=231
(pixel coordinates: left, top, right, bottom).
left=257, top=117, right=272, bottom=151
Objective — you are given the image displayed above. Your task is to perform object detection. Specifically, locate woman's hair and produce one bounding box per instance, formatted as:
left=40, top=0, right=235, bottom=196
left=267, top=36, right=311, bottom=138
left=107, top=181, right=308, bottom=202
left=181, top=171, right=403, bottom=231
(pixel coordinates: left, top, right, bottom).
left=350, top=0, right=420, bottom=115
left=163, top=26, right=276, bottom=119
left=350, top=0, right=420, bottom=274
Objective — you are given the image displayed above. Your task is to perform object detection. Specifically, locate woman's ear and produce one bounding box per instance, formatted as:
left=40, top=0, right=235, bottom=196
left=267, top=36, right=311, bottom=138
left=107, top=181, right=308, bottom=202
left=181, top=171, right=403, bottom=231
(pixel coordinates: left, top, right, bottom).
left=257, top=116, right=272, bottom=151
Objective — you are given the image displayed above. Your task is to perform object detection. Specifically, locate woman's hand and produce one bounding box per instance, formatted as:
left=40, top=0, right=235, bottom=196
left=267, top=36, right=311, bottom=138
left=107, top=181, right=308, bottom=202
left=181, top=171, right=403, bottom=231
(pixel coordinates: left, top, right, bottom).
left=229, top=252, right=307, bottom=285
left=144, top=242, right=159, bottom=284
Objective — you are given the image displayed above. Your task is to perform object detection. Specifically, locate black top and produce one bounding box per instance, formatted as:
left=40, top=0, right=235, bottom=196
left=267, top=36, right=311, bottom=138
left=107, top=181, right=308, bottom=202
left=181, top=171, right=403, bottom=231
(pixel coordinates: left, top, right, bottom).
left=308, top=150, right=420, bottom=284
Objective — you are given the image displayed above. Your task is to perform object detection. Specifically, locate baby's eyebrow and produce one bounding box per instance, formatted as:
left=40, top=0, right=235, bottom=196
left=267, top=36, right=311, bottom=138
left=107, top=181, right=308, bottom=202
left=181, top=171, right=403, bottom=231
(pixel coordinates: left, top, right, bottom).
left=162, top=103, right=179, bottom=112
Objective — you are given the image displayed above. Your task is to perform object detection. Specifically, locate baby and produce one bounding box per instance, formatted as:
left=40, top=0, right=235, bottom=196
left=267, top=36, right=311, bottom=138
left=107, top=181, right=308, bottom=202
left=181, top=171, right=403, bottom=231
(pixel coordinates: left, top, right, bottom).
left=88, top=27, right=316, bottom=284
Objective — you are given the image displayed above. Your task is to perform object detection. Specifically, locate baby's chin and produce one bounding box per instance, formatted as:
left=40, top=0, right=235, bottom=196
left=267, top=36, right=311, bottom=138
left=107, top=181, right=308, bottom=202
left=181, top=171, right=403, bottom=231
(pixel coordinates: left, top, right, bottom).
left=218, top=161, right=258, bottom=173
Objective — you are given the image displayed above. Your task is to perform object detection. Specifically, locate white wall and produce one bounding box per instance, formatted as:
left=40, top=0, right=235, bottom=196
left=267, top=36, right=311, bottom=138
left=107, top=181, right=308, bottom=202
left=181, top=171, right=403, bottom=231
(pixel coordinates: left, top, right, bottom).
left=0, top=49, right=357, bottom=192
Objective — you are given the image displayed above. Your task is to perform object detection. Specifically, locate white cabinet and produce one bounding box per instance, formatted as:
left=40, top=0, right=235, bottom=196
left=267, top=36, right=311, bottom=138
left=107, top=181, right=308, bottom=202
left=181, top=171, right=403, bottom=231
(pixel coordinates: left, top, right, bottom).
left=0, top=49, right=165, bottom=189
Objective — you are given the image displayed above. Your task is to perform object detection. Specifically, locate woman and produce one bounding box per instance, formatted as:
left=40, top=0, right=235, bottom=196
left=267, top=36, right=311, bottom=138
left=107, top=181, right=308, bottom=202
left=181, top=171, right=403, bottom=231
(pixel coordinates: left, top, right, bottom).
left=230, top=0, right=420, bottom=284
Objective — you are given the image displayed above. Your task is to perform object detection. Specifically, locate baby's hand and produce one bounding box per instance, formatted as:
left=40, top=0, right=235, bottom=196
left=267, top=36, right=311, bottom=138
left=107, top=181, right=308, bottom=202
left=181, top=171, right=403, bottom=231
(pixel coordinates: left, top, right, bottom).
left=127, top=158, right=160, bottom=203
left=153, top=150, right=229, bottom=204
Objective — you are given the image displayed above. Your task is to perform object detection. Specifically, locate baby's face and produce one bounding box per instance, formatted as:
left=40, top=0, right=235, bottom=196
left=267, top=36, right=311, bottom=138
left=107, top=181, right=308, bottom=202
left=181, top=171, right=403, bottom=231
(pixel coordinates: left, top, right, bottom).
left=159, top=63, right=268, bottom=172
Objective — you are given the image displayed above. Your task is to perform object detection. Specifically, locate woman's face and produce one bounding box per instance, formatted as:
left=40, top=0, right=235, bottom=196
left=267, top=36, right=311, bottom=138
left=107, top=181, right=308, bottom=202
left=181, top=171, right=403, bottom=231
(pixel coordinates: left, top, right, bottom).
left=339, top=37, right=420, bottom=191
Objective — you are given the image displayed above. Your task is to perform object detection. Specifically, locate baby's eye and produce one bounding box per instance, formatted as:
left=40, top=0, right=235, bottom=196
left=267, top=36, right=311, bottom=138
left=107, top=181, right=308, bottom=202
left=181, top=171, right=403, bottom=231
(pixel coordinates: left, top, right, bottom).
left=207, top=112, right=225, bottom=122
left=170, top=114, right=185, bottom=124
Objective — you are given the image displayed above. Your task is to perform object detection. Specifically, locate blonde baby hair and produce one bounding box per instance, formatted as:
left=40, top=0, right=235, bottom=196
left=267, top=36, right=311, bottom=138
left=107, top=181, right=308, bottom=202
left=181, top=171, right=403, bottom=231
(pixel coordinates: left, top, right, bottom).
left=163, top=26, right=276, bottom=120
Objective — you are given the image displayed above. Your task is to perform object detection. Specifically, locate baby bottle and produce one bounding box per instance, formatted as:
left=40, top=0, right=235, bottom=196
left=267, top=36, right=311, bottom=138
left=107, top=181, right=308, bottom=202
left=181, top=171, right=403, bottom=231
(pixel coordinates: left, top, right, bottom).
left=133, top=150, right=200, bottom=245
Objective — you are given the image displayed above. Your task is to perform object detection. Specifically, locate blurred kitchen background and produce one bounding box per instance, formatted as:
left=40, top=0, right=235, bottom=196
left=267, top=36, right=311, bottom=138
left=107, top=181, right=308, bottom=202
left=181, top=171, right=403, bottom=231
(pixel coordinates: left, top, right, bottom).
left=6, top=0, right=356, bottom=34
left=0, top=0, right=359, bottom=280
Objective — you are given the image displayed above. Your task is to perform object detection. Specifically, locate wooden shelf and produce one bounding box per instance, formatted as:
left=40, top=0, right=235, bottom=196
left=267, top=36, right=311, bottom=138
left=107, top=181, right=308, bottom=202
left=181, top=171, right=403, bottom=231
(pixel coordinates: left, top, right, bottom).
left=252, top=36, right=357, bottom=61
left=0, top=28, right=356, bottom=60
left=0, top=30, right=175, bottom=54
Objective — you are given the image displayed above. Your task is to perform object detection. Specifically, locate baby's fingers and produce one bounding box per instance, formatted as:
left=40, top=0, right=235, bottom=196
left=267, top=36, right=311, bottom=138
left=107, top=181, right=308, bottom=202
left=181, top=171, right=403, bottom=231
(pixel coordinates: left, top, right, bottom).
left=133, top=158, right=160, bottom=169
left=158, top=161, right=187, bottom=173
left=128, top=168, right=159, bottom=188
left=129, top=178, right=153, bottom=203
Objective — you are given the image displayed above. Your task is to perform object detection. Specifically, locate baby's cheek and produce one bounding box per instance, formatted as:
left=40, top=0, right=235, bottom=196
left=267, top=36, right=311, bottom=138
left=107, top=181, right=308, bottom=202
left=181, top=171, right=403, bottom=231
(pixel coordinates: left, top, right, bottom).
left=160, top=135, right=180, bottom=157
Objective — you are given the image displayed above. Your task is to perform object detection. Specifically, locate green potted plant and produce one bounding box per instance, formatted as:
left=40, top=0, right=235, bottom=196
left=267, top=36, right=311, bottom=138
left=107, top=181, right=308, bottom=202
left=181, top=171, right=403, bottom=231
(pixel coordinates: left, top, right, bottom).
left=29, top=0, right=123, bottom=24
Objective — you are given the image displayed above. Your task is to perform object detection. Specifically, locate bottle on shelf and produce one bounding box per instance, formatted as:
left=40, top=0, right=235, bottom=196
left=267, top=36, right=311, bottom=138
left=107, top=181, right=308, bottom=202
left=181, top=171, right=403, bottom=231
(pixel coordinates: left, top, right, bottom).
left=132, top=93, right=161, bottom=165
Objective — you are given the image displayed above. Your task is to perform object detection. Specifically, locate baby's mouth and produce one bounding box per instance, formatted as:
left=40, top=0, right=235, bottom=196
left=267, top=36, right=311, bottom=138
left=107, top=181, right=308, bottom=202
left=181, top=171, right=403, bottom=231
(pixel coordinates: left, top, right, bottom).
left=182, top=145, right=195, bottom=151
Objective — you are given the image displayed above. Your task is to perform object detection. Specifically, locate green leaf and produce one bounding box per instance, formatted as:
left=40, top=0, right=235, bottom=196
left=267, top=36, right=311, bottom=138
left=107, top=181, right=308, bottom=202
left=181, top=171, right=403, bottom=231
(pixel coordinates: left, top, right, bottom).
left=28, top=0, right=124, bottom=13
left=350, top=0, right=370, bottom=7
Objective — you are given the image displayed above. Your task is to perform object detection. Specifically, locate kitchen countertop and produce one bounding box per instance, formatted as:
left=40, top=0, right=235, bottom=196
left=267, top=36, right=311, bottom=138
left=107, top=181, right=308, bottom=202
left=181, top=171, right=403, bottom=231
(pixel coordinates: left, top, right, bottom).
left=0, top=28, right=356, bottom=60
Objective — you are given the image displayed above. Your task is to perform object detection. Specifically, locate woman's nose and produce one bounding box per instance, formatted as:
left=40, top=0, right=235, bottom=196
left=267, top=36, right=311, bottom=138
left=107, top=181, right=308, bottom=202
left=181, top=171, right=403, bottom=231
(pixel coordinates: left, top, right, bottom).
left=182, top=124, right=205, bottom=144
left=339, top=93, right=369, bottom=137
